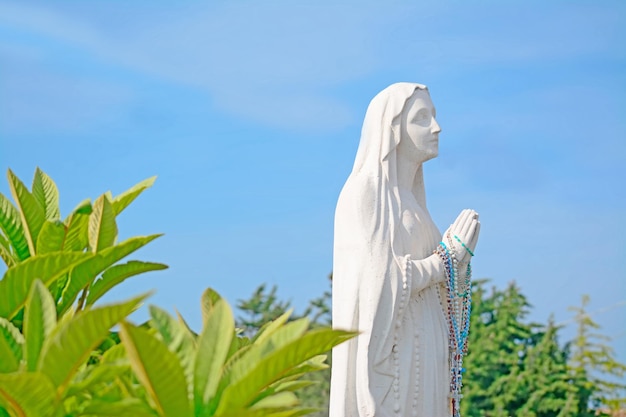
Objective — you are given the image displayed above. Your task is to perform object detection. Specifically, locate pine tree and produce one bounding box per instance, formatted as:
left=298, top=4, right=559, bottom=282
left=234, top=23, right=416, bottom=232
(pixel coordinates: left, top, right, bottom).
left=567, top=295, right=626, bottom=415
left=236, top=283, right=291, bottom=337
left=462, top=281, right=537, bottom=416
left=496, top=318, right=581, bottom=417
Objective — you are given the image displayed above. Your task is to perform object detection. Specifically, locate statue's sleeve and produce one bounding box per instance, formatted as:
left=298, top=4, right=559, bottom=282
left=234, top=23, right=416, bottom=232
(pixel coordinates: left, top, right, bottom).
left=409, top=254, right=445, bottom=296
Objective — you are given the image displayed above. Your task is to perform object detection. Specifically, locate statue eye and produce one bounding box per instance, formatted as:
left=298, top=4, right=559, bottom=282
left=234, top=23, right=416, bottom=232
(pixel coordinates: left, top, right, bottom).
left=412, top=109, right=430, bottom=125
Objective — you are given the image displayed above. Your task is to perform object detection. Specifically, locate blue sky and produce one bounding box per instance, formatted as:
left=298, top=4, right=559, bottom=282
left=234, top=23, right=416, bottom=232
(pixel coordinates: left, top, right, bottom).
left=1, top=0, right=625, bottom=361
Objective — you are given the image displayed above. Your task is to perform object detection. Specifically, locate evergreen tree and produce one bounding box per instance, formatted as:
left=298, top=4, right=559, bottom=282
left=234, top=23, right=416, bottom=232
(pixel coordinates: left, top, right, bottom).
left=462, top=281, right=537, bottom=416
left=494, top=318, right=581, bottom=417
left=567, top=295, right=626, bottom=415
left=236, top=283, right=291, bottom=337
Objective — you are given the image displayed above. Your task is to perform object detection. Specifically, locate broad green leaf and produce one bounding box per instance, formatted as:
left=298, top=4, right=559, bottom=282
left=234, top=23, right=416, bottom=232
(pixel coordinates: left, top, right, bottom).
left=247, top=379, right=316, bottom=412
left=31, top=168, right=60, bottom=221
left=65, top=363, right=130, bottom=397
left=216, top=408, right=316, bottom=417
left=67, top=198, right=93, bottom=217
left=252, top=310, right=292, bottom=343
left=0, top=373, right=55, bottom=417
left=200, top=287, right=223, bottom=326
left=119, top=322, right=192, bottom=417
left=7, top=169, right=45, bottom=255
left=217, top=328, right=355, bottom=412
left=0, top=192, right=29, bottom=261
left=0, top=252, right=92, bottom=319
left=223, top=318, right=308, bottom=375
left=38, top=294, right=148, bottom=396
left=251, top=391, right=298, bottom=409
left=212, top=318, right=309, bottom=409
left=274, top=355, right=329, bottom=382
left=86, top=261, right=168, bottom=306
left=101, top=342, right=127, bottom=363
left=63, top=206, right=90, bottom=252
left=57, top=234, right=161, bottom=315
left=89, top=195, right=117, bottom=253
left=111, top=176, right=156, bottom=215
left=0, top=318, right=24, bottom=373
left=209, top=318, right=308, bottom=415
left=24, top=280, right=57, bottom=371
left=176, top=311, right=198, bottom=340
left=265, top=318, right=310, bottom=349
left=268, top=380, right=316, bottom=394
left=36, top=220, right=67, bottom=255
left=0, top=232, right=16, bottom=268
left=80, top=398, right=157, bottom=417
left=195, top=299, right=234, bottom=415
left=149, top=306, right=196, bottom=391
left=50, top=272, right=69, bottom=304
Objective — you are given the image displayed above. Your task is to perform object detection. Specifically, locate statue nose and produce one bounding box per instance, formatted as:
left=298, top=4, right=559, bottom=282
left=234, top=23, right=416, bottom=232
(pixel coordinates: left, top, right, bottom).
left=432, top=118, right=441, bottom=134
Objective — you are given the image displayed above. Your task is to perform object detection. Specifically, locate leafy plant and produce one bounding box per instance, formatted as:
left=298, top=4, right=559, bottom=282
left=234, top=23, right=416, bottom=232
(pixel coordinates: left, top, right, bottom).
left=0, top=168, right=356, bottom=417
left=0, top=280, right=149, bottom=416
left=0, top=168, right=167, bottom=416
left=120, top=288, right=356, bottom=417
left=0, top=168, right=167, bottom=322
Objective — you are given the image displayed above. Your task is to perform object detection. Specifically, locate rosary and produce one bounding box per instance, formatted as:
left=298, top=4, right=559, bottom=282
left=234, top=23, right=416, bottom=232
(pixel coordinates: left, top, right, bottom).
left=434, top=232, right=473, bottom=417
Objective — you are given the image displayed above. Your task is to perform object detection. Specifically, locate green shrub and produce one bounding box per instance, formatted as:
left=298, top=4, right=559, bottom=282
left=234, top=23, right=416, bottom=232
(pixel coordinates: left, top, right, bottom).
left=0, top=168, right=355, bottom=417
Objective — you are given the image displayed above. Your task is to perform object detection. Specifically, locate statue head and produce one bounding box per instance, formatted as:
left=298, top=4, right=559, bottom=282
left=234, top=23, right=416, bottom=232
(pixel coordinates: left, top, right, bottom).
left=352, top=82, right=438, bottom=177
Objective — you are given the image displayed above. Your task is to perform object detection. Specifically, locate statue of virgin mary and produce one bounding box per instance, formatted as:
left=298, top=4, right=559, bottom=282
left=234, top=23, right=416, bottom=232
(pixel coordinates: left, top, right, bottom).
left=329, top=83, right=480, bottom=417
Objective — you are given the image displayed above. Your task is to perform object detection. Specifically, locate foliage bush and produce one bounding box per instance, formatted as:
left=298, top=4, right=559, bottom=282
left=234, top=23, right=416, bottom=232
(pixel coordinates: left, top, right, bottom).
left=0, top=169, right=355, bottom=417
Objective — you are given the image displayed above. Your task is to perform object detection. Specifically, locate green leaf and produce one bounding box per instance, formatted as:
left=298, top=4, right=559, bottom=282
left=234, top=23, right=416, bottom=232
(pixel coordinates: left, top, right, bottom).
left=217, top=328, right=355, bottom=413
left=31, top=168, right=60, bottom=221
left=0, top=252, right=92, bottom=319
left=119, top=321, right=192, bottom=417
left=89, top=194, right=117, bottom=253
left=86, top=261, right=168, bottom=306
left=200, top=288, right=223, bottom=327
left=0, top=318, right=24, bottom=373
left=111, top=177, right=156, bottom=216
left=0, top=192, right=30, bottom=261
left=195, top=299, right=234, bottom=415
left=253, top=310, right=295, bottom=344
left=57, top=234, right=161, bottom=315
left=251, top=391, right=298, bottom=409
left=7, top=169, right=45, bottom=255
left=0, top=232, right=16, bottom=268
left=216, top=408, right=316, bottom=417
left=149, top=306, right=196, bottom=391
left=80, top=398, right=157, bottom=417
left=68, top=198, right=93, bottom=216
left=268, top=380, right=316, bottom=394
left=65, top=362, right=130, bottom=398
left=275, top=355, right=329, bottom=382
left=0, top=373, right=55, bottom=417
left=36, top=220, right=67, bottom=255
left=63, top=205, right=90, bottom=252
left=38, top=294, right=148, bottom=396
left=101, top=342, right=127, bottom=363
left=23, top=280, right=57, bottom=371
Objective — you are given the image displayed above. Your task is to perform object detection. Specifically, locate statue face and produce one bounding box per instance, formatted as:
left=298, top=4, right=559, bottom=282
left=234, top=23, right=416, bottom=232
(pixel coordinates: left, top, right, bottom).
left=400, top=89, right=441, bottom=162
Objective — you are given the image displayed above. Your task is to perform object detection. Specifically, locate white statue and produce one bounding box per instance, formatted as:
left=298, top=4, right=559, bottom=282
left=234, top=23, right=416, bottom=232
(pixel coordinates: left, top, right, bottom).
left=330, top=83, right=480, bottom=417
